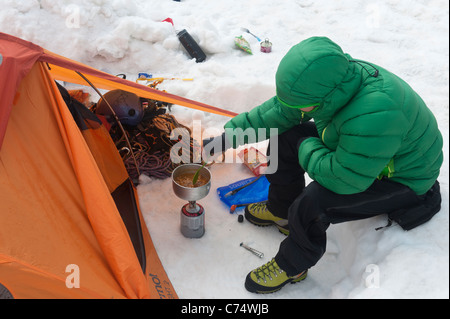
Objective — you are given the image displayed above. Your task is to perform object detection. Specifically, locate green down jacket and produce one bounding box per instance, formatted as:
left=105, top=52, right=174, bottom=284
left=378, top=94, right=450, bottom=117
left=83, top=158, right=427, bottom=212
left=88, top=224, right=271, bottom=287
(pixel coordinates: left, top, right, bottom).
left=224, top=37, right=443, bottom=195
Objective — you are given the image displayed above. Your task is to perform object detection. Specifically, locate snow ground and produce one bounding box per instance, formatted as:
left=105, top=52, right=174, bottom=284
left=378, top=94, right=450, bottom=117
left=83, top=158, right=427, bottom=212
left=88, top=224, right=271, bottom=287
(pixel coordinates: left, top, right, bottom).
left=1, top=0, right=448, bottom=299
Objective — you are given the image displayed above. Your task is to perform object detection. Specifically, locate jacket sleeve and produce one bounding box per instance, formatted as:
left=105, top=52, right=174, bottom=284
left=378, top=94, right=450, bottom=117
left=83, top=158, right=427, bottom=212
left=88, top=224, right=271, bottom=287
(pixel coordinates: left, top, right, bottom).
left=298, top=107, right=407, bottom=194
left=224, top=96, right=304, bottom=148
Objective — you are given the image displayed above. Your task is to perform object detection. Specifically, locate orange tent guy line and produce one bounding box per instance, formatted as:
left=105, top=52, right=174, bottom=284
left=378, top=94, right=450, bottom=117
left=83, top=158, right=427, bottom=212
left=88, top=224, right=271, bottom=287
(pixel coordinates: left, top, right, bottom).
left=40, top=50, right=238, bottom=118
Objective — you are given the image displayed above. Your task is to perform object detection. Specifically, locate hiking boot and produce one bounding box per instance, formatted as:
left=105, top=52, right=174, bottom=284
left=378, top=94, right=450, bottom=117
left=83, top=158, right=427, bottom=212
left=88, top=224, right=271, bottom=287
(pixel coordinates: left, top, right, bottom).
left=245, top=258, right=307, bottom=294
left=244, top=201, right=289, bottom=235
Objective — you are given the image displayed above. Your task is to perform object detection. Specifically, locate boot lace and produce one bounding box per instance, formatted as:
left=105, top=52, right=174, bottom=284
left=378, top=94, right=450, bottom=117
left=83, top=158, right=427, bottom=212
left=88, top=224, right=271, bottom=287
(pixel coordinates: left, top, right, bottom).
left=251, top=201, right=269, bottom=215
left=253, top=259, right=284, bottom=284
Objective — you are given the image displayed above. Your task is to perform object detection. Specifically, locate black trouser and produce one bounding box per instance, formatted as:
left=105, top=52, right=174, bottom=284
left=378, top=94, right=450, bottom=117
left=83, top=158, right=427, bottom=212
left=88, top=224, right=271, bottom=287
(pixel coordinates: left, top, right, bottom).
left=265, top=122, right=319, bottom=218
left=266, top=124, right=440, bottom=276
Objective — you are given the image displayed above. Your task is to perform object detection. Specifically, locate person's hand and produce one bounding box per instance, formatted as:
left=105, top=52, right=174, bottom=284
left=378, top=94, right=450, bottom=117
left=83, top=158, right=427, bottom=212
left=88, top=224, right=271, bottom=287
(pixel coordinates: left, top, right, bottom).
left=202, top=133, right=231, bottom=157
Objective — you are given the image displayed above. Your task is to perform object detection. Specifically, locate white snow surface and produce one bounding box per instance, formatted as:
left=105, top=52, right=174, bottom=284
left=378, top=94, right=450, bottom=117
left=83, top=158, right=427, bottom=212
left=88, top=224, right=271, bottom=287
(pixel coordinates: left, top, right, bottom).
left=1, top=0, right=448, bottom=299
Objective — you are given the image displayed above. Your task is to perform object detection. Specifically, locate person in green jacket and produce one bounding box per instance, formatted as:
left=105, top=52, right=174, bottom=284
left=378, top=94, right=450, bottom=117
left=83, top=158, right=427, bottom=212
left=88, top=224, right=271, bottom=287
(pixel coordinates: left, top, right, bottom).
left=203, top=37, right=443, bottom=294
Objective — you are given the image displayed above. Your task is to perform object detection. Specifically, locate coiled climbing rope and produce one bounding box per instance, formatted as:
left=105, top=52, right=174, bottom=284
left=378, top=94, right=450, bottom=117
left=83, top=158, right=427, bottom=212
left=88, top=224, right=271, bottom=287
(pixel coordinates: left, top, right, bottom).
left=110, top=107, right=200, bottom=183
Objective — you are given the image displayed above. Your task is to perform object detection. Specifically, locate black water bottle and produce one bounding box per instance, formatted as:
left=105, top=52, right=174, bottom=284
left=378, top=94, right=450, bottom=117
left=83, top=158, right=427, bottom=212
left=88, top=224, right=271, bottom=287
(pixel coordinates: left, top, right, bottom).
left=177, top=29, right=206, bottom=63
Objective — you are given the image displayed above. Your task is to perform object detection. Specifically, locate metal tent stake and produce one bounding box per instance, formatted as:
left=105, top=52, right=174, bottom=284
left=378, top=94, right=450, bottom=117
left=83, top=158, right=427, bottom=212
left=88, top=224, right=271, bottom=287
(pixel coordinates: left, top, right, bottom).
left=240, top=242, right=264, bottom=258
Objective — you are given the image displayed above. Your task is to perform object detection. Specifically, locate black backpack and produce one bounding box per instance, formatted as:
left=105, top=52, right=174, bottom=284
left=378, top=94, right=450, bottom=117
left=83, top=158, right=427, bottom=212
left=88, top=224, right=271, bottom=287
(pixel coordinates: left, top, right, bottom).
left=381, top=181, right=442, bottom=231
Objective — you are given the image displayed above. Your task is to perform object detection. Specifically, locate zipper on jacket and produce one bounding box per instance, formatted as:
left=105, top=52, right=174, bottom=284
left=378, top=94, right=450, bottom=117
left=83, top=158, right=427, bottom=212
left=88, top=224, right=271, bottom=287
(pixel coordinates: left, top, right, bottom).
left=321, top=127, right=327, bottom=142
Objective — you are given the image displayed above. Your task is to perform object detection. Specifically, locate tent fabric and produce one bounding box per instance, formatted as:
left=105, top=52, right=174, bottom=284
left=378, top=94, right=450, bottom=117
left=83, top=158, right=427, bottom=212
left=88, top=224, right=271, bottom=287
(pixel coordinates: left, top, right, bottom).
left=1, top=63, right=128, bottom=298
left=0, top=33, right=189, bottom=298
left=0, top=33, right=43, bottom=149
left=45, top=57, right=238, bottom=118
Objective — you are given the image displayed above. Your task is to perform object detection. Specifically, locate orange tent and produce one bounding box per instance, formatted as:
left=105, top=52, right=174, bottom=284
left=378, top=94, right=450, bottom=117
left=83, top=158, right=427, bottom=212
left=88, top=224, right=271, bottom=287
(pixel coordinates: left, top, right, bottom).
left=0, top=32, right=236, bottom=299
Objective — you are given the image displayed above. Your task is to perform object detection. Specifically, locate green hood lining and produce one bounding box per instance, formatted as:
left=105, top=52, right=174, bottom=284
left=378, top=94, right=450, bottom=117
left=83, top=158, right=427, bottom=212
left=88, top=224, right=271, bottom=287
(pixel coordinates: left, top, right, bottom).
left=276, top=97, right=321, bottom=110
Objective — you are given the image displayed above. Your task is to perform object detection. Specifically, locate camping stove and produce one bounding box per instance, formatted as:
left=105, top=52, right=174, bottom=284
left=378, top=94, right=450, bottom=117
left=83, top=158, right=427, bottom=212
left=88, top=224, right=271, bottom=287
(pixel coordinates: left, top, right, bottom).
left=172, top=164, right=211, bottom=238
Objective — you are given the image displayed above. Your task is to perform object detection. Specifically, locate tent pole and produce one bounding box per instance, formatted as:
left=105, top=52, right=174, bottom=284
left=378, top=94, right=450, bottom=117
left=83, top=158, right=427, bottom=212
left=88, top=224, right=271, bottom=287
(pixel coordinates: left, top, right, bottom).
left=75, top=71, right=141, bottom=179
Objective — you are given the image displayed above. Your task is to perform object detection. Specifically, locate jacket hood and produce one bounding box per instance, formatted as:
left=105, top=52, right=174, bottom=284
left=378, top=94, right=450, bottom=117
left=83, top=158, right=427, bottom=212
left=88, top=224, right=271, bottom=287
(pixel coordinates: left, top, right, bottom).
left=276, top=37, right=362, bottom=119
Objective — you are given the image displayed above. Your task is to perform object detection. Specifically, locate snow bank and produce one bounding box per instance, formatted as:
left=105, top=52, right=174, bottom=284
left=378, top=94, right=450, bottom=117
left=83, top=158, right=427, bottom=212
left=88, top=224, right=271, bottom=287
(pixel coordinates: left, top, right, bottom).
left=1, top=0, right=448, bottom=299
